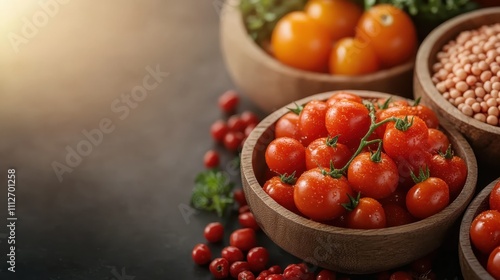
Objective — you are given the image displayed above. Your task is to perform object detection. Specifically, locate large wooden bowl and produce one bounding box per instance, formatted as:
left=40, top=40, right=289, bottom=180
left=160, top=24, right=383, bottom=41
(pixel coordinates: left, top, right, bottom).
left=220, top=0, right=414, bottom=113
left=414, top=7, right=500, bottom=166
left=240, top=90, right=478, bottom=274
left=459, top=178, right=500, bottom=280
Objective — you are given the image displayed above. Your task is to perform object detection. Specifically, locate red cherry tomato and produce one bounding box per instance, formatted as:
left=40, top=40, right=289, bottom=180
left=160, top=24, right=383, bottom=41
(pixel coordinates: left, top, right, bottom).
left=230, top=228, right=257, bottom=252
left=406, top=177, right=449, bottom=219
left=326, top=91, right=363, bottom=106
left=427, top=128, right=450, bottom=154
left=488, top=246, right=500, bottom=279
left=231, top=261, right=251, bottom=278
left=219, top=90, right=239, bottom=114
left=325, top=99, right=371, bottom=148
left=429, top=152, right=467, bottom=200
left=240, top=111, right=260, bottom=127
left=239, top=212, right=260, bottom=231
left=275, top=112, right=301, bottom=141
left=347, top=151, right=399, bottom=199
left=234, top=188, right=248, bottom=207
left=470, top=210, right=500, bottom=255
left=268, top=265, right=282, bottom=275
left=228, top=115, right=247, bottom=133
left=224, top=131, right=245, bottom=152
left=247, top=247, right=269, bottom=273
left=211, top=120, right=229, bottom=143
left=265, top=137, right=306, bottom=176
left=221, top=246, right=244, bottom=264
left=192, top=243, right=212, bottom=265
left=238, top=270, right=255, bottom=280
left=346, top=197, right=386, bottom=229
left=204, top=222, right=224, bottom=243
left=491, top=181, right=500, bottom=211
left=294, top=168, right=353, bottom=221
left=210, top=257, right=230, bottom=279
left=298, top=100, right=329, bottom=146
left=203, top=150, right=220, bottom=169
left=263, top=175, right=299, bottom=214
left=316, top=269, right=336, bottom=280
left=305, top=137, right=352, bottom=170
left=383, top=204, right=415, bottom=227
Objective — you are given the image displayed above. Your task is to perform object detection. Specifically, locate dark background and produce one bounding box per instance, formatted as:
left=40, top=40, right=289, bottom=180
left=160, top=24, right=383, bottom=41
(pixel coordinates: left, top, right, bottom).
left=0, top=1, right=496, bottom=279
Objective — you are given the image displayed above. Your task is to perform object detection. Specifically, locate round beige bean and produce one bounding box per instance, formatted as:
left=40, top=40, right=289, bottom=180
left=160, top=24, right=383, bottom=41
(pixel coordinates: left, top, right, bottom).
left=471, top=65, right=481, bottom=75
left=487, top=115, right=499, bottom=126
left=455, top=81, right=468, bottom=92
left=466, top=75, right=477, bottom=85
left=445, top=79, right=455, bottom=89
left=474, top=113, right=486, bottom=122
left=436, top=82, right=447, bottom=93
left=492, top=90, right=499, bottom=98
left=455, top=96, right=465, bottom=105
left=472, top=102, right=481, bottom=113
left=465, top=97, right=476, bottom=106
left=464, top=63, right=472, bottom=73
left=464, top=90, right=475, bottom=99
left=458, top=103, right=465, bottom=111
left=461, top=104, right=473, bottom=116
left=450, top=88, right=461, bottom=99
left=488, top=106, right=500, bottom=117
left=481, top=101, right=489, bottom=113
left=475, top=87, right=486, bottom=98
left=487, top=98, right=498, bottom=107
left=481, top=71, right=493, bottom=82
left=485, top=81, right=493, bottom=93
left=455, top=69, right=467, bottom=80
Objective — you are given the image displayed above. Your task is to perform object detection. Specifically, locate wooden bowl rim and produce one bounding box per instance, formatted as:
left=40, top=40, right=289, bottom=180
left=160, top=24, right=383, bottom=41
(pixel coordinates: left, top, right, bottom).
left=415, top=7, right=500, bottom=135
left=459, top=177, right=500, bottom=280
left=221, top=0, right=415, bottom=83
left=242, top=90, right=478, bottom=237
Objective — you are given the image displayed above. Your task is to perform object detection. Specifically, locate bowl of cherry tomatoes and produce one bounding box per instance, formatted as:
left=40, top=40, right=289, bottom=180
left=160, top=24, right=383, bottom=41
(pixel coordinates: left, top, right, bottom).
left=240, top=90, right=477, bottom=274
left=459, top=178, right=500, bottom=280
left=220, top=0, right=416, bottom=113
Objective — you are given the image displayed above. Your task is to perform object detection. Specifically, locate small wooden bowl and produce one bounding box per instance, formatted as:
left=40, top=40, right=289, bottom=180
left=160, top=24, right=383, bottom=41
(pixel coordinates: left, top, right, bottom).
left=414, top=7, right=500, bottom=166
left=220, top=0, right=414, bottom=113
left=459, top=178, right=500, bottom=280
left=240, top=90, right=478, bottom=274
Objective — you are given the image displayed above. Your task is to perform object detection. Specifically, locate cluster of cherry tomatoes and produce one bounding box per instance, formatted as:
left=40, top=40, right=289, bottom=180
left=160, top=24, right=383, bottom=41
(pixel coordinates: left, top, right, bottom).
left=205, top=90, right=260, bottom=168
left=469, top=180, right=500, bottom=279
left=270, top=0, right=417, bottom=75
left=263, top=91, right=468, bottom=228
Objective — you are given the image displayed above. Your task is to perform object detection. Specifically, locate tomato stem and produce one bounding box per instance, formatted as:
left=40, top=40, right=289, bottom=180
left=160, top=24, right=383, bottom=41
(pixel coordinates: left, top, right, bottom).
left=394, top=115, right=414, bottom=131
left=438, top=144, right=454, bottom=160
left=342, top=192, right=361, bottom=212
left=410, top=166, right=430, bottom=184
left=287, top=103, right=304, bottom=115
left=325, top=135, right=339, bottom=147
left=370, top=141, right=383, bottom=163
left=280, top=171, right=297, bottom=185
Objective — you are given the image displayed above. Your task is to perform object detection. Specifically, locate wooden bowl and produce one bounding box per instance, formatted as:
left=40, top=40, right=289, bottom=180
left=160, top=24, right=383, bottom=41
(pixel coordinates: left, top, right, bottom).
left=414, top=7, right=500, bottom=166
left=220, top=0, right=414, bottom=113
left=240, top=90, right=478, bottom=274
left=459, top=178, right=500, bottom=280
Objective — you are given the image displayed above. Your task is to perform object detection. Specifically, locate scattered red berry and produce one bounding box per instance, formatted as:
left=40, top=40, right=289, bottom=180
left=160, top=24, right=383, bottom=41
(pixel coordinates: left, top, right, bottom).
left=234, top=189, right=248, bottom=207
left=231, top=261, right=252, bottom=278
left=266, top=274, right=285, bottom=280
left=239, top=212, right=260, bottom=231
left=256, top=270, right=271, bottom=280
left=245, top=123, right=257, bottom=137
left=230, top=228, right=257, bottom=252
left=204, top=222, right=224, bottom=243
left=239, top=205, right=251, bottom=214
left=316, top=269, right=336, bottom=280
left=191, top=243, right=211, bottom=265
left=221, top=246, right=244, bottom=264
left=224, top=131, right=245, bottom=152
left=247, top=247, right=269, bottom=273
left=240, top=111, right=260, bottom=127
left=219, top=90, right=239, bottom=114
left=228, top=115, right=247, bottom=133
left=210, top=120, right=228, bottom=143
left=267, top=265, right=282, bottom=275
left=239, top=270, right=256, bottom=280
left=210, top=257, right=230, bottom=279
left=203, top=150, right=220, bottom=168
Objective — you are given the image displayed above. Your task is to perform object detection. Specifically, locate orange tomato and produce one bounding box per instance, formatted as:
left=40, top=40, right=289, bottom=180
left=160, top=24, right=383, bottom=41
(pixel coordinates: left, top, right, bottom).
left=329, top=37, right=380, bottom=75
left=305, top=0, right=363, bottom=41
left=356, top=4, right=417, bottom=68
left=271, top=11, right=332, bottom=72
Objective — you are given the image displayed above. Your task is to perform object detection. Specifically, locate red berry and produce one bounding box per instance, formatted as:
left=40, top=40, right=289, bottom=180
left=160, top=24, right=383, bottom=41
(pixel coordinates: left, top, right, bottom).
left=204, top=222, right=224, bottom=243
left=266, top=274, right=285, bottom=280
left=245, top=123, right=257, bottom=137
left=239, top=270, right=256, bottom=280
left=256, top=270, right=271, bottom=280
left=231, top=261, right=251, bottom=278
left=191, top=243, right=211, bottom=265
left=316, top=269, right=336, bottom=280
left=210, top=257, right=230, bottom=279
left=234, top=189, right=248, bottom=207
left=239, top=205, right=251, bottom=214
left=239, top=212, right=260, bottom=231
left=221, top=246, right=244, bottom=264
left=228, top=115, right=247, bottom=133
left=203, top=150, right=220, bottom=169
left=283, top=263, right=311, bottom=280
left=210, top=120, right=228, bottom=143
left=224, top=131, right=245, bottom=152
left=230, top=228, right=257, bottom=251
left=268, top=265, right=282, bottom=275
left=241, top=111, right=260, bottom=127
left=219, top=90, right=239, bottom=114
left=247, top=247, right=269, bottom=273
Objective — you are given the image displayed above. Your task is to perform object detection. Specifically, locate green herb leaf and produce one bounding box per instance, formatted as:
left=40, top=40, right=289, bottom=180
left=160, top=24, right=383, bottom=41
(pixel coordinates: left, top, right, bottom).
left=190, top=169, right=235, bottom=217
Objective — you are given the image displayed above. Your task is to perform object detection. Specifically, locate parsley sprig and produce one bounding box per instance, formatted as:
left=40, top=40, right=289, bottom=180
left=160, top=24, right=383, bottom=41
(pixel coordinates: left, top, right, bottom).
left=190, top=169, right=234, bottom=217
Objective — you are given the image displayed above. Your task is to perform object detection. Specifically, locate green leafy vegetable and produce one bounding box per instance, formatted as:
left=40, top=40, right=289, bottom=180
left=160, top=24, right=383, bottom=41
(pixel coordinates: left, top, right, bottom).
left=191, top=169, right=234, bottom=217
left=240, top=0, right=308, bottom=46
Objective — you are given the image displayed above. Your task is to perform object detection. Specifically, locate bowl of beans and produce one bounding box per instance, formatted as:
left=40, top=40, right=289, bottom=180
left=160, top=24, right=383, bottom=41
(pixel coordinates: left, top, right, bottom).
left=414, top=7, right=500, bottom=166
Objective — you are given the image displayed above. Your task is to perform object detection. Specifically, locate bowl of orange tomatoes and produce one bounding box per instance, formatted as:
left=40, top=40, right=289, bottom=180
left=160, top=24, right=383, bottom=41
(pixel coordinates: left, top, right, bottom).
left=240, top=90, right=478, bottom=274
left=459, top=178, right=500, bottom=280
left=220, top=0, right=417, bottom=113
